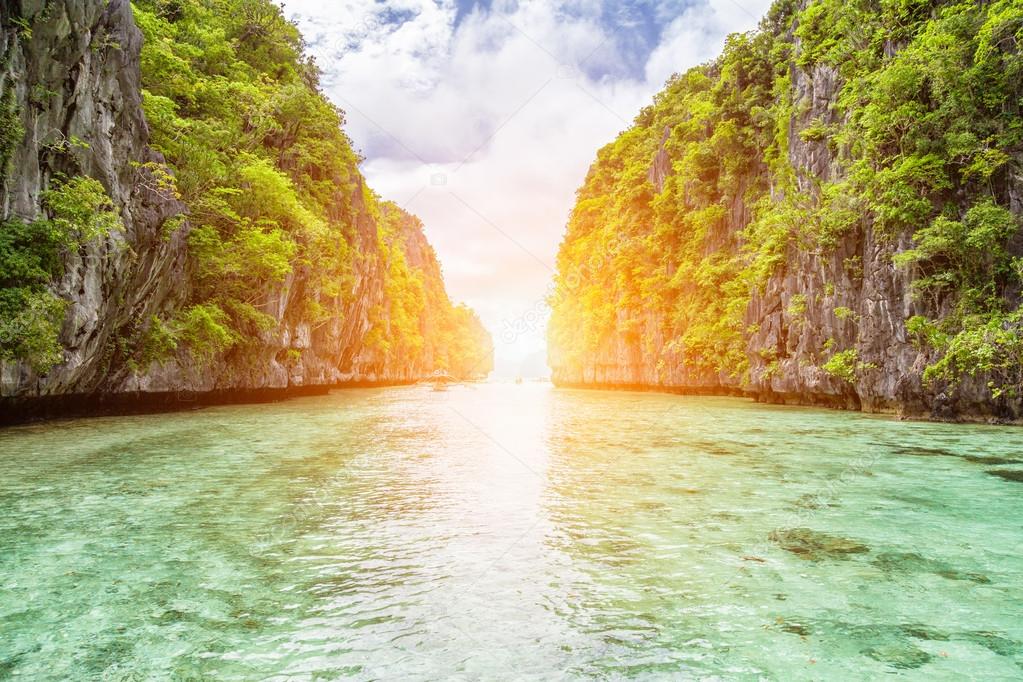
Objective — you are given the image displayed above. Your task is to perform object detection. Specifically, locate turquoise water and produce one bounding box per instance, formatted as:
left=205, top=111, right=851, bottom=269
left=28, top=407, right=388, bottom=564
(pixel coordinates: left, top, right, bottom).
left=1, top=384, right=1022, bottom=680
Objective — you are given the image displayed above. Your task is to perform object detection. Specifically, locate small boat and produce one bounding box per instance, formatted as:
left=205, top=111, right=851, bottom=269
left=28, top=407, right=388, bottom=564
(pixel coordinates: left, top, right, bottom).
left=423, top=370, right=456, bottom=391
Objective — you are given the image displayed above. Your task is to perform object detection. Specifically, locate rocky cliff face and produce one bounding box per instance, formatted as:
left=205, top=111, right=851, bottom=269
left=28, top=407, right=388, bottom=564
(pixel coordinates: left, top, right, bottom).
left=132, top=183, right=468, bottom=395
left=1, top=0, right=188, bottom=397
left=0, top=0, right=490, bottom=417
left=742, top=60, right=928, bottom=415
left=549, top=0, right=1023, bottom=423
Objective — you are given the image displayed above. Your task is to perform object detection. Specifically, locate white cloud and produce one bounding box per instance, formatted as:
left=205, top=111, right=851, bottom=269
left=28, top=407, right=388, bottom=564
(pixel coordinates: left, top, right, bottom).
left=280, top=0, right=773, bottom=377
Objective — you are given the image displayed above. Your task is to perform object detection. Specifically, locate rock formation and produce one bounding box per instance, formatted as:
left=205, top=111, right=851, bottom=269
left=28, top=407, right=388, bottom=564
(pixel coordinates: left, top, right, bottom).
left=0, top=0, right=492, bottom=421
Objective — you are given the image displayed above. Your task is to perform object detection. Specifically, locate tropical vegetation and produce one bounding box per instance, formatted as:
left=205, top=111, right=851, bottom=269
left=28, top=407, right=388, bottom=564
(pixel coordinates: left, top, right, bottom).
left=549, top=0, right=1022, bottom=398
left=0, top=0, right=491, bottom=380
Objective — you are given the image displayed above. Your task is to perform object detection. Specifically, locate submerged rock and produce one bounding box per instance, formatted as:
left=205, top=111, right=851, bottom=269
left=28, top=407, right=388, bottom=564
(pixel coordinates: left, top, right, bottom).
left=0, top=653, right=25, bottom=678
left=793, top=493, right=833, bottom=510
left=786, top=619, right=1016, bottom=670
left=960, top=631, right=1022, bottom=657
left=863, top=642, right=934, bottom=670
left=768, top=528, right=869, bottom=561
left=779, top=621, right=811, bottom=637
left=988, top=469, right=1023, bottom=483
left=155, top=609, right=188, bottom=624
left=892, top=446, right=959, bottom=458
left=963, top=455, right=1022, bottom=465
left=872, top=552, right=990, bottom=584
left=900, top=624, right=950, bottom=642
left=891, top=447, right=1022, bottom=466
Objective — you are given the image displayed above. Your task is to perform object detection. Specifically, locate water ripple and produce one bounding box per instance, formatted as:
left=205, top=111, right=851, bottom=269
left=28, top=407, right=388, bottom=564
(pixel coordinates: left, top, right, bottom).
left=1, top=385, right=1022, bottom=679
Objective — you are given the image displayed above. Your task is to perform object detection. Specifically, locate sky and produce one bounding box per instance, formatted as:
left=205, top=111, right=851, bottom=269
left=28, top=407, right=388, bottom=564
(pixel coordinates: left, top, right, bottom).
left=278, top=0, right=773, bottom=377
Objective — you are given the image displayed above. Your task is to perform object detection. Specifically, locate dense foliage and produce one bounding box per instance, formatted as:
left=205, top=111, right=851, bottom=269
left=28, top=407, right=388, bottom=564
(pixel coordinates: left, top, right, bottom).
left=550, top=0, right=1022, bottom=398
left=130, top=0, right=490, bottom=376
left=0, top=177, right=122, bottom=372
left=133, top=0, right=353, bottom=361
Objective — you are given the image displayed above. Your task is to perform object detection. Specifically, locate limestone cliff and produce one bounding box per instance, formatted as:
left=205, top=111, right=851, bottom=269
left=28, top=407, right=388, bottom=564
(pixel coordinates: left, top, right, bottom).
left=549, top=0, right=1023, bottom=423
left=1, top=0, right=187, bottom=398
left=0, top=0, right=491, bottom=420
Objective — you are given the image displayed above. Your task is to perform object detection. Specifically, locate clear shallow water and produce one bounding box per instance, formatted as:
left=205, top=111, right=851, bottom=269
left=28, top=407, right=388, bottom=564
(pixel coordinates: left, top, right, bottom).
left=1, top=384, right=1022, bottom=680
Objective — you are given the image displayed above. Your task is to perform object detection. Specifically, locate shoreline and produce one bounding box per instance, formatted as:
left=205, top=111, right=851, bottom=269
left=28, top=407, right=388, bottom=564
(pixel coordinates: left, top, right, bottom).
left=4, top=379, right=1020, bottom=428
left=551, top=380, right=1023, bottom=427
left=0, top=380, right=419, bottom=427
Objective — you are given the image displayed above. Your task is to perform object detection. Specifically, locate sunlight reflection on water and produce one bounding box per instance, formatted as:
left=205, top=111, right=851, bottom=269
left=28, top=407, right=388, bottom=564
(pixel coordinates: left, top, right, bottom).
left=1, top=383, right=1022, bottom=679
